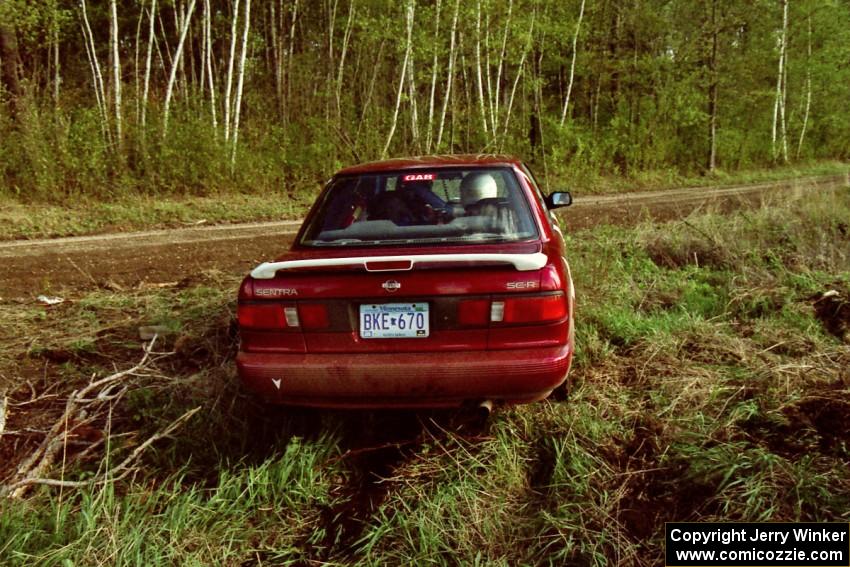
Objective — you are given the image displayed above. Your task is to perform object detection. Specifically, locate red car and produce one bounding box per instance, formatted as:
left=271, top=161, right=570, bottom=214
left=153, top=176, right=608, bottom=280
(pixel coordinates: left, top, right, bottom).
left=236, top=155, right=574, bottom=409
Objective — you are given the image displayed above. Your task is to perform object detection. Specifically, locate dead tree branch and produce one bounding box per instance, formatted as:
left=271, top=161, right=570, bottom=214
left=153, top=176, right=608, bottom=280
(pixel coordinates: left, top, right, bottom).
left=1, top=336, right=197, bottom=499
left=3, top=407, right=199, bottom=495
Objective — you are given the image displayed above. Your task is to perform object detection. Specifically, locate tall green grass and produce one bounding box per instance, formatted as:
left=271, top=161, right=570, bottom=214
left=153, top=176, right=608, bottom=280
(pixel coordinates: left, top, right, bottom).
left=1, top=188, right=848, bottom=565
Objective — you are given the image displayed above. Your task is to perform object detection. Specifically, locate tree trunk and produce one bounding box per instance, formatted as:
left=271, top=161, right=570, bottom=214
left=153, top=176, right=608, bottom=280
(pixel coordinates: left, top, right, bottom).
left=796, top=11, right=812, bottom=159
left=381, top=0, right=414, bottom=159
left=484, top=9, right=495, bottom=135
left=80, top=0, right=111, bottom=144
left=141, top=0, right=157, bottom=135
left=335, top=0, right=354, bottom=123
left=134, top=1, right=144, bottom=124
left=230, top=0, right=251, bottom=166
left=286, top=0, right=298, bottom=124
left=559, top=0, right=585, bottom=126
left=435, top=0, right=459, bottom=150
left=501, top=9, right=534, bottom=150
left=224, top=0, right=240, bottom=141
left=407, top=53, right=420, bottom=151
left=474, top=0, right=489, bottom=138
left=707, top=0, right=718, bottom=172
left=270, top=2, right=281, bottom=114
left=163, top=0, right=197, bottom=135
left=204, top=0, right=217, bottom=130
left=110, top=0, right=122, bottom=146
left=772, top=0, right=788, bottom=163
left=52, top=4, right=61, bottom=108
left=494, top=0, right=512, bottom=130
left=425, top=0, right=441, bottom=153
left=779, top=0, right=788, bottom=162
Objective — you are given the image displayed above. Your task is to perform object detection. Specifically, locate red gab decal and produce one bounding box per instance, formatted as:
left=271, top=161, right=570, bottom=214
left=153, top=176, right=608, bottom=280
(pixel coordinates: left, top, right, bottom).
left=403, top=173, right=435, bottom=181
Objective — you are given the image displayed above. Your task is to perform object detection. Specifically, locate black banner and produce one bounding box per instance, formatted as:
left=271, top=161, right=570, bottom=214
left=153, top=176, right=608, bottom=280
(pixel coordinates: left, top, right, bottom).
left=665, top=523, right=849, bottom=566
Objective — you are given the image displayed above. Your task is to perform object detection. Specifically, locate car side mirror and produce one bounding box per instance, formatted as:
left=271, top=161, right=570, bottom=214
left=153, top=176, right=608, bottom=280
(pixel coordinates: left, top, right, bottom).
left=545, top=191, right=572, bottom=209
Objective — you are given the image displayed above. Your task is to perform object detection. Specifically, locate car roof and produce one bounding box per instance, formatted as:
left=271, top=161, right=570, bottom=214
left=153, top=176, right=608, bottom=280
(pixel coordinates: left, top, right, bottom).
left=336, top=154, right=524, bottom=176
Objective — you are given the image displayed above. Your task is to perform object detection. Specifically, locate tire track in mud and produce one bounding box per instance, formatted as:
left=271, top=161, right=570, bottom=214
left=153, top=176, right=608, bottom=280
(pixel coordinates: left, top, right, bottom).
left=0, top=174, right=847, bottom=297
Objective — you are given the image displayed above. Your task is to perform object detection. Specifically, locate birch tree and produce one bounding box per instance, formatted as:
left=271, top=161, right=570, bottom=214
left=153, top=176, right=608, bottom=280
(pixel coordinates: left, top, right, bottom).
left=499, top=8, right=535, bottom=149
left=706, top=0, right=718, bottom=172
left=270, top=1, right=282, bottom=113
left=407, top=40, right=420, bottom=151
left=110, top=0, right=122, bottom=145
left=141, top=0, right=156, bottom=134
left=435, top=0, right=460, bottom=150
left=382, top=0, right=415, bottom=159
left=80, top=0, right=110, bottom=144
left=559, top=0, right=585, bottom=126
left=335, top=0, right=355, bottom=122
left=223, top=0, right=240, bottom=141
left=493, top=0, right=512, bottom=131
left=474, top=0, right=490, bottom=139
left=163, top=0, right=197, bottom=135
left=796, top=10, right=812, bottom=158
left=771, top=0, right=789, bottom=162
left=230, top=0, right=251, bottom=166
left=203, top=0, right=217, bottom=130
left=424, top=0, right=441, bottom=153
left=285, top=0, right=298, bottom=121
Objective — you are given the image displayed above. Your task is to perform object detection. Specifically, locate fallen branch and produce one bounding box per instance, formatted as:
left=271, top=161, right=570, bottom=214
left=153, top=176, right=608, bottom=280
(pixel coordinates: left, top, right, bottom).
left=0, top=394, right=6, bottom=438
left=2, top=406, right=199, bottom=494
left=1, top=336, right=186, bottom=499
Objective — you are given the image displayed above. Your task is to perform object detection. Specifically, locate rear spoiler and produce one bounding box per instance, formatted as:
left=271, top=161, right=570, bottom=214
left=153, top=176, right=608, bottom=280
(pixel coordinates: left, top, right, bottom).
left=250, top=252, right=547, bottom=279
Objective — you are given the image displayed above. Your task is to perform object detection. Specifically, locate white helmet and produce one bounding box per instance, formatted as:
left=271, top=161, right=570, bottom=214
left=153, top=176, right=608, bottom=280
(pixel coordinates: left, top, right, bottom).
left=460, top=172, right=497, bottom=207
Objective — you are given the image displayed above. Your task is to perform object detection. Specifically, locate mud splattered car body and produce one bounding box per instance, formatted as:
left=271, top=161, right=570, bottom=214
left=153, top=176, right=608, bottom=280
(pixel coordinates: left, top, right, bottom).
left=236, top=155, right=574, bottom=408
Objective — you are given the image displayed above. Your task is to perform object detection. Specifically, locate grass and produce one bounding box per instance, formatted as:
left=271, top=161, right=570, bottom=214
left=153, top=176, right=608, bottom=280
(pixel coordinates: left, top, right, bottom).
left=0, top=192, right=312, bottom=241
left=550, top=159, right=850, bottom=195
left=1, top=160, right=847, bottom=241
left=0, top=188, right=848, bottom=564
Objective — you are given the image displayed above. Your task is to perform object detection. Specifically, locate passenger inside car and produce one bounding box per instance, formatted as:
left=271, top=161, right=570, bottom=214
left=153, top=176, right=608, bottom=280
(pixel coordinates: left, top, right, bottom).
left=460, top=172, right=518, bottom=235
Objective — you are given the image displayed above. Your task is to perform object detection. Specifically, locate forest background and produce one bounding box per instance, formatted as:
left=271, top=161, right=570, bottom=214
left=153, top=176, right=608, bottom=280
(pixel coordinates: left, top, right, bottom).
left=0, top=0, right=849, bottom=204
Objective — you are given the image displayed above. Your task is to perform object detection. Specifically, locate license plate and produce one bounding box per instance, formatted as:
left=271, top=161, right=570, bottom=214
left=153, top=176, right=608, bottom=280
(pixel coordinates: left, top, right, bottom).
left=359, top=303, right=429, bottom=339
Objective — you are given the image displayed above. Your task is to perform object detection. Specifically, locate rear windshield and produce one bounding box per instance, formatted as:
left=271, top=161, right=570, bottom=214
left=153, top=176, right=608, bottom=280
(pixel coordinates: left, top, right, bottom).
left=299, top=167, right=538, bottom=247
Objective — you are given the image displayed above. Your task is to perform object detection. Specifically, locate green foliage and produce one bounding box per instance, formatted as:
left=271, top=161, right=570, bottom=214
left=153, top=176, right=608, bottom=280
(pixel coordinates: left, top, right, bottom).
left=1, top=0, right=849, bottom=203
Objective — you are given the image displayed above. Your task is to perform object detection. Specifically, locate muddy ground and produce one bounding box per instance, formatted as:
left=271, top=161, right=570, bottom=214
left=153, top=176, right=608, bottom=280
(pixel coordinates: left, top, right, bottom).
left=1, top=174, right=847, bottom=298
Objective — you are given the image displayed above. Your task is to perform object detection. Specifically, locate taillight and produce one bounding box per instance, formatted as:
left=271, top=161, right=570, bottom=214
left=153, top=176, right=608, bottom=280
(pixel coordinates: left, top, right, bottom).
left=456, top=293, right=568, bottom=327
left=298, top=303, right=330, bottom=329
left=237, top=303, right=287, bottom=329
left=497, top=293, right=567, bottom=324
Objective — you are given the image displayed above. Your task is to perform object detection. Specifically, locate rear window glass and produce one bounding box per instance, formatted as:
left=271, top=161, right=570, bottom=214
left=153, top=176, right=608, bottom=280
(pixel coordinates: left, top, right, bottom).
left=299, top=168, right=538, bottom=247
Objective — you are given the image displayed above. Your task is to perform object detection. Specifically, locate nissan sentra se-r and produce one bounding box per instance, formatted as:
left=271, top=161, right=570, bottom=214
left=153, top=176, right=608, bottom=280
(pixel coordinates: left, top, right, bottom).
left=236, top=154, right=574, bottom=409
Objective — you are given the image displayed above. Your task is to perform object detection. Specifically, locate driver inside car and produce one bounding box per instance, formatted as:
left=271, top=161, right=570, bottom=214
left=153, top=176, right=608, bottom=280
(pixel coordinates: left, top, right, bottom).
left=370, top=175, right=447, bottom=226
left=397, top=176, right=446, bottom=224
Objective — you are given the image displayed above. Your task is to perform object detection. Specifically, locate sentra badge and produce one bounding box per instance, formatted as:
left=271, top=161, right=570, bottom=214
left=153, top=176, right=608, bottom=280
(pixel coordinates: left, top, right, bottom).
left=255, top=288, right=298, bottom=296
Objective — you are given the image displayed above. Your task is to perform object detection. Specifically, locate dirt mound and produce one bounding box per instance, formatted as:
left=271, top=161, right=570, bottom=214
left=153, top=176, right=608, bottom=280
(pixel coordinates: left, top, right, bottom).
left=738, top=382, right=850, bottom=460
left=813, top=288, right=850, bottom=343
left=644, top=234, right=730, bottom=270
left=612, top=418, right=719, bottom=541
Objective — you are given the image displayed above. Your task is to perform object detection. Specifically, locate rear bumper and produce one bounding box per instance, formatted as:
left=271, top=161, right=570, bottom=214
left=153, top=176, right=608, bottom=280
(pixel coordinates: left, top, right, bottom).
left=236, top=344, right=572, bottom=408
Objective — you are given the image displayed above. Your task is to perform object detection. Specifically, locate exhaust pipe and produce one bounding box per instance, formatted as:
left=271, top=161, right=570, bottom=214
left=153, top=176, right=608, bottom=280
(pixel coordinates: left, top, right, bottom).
left=477, top=399, right=494, bottom=419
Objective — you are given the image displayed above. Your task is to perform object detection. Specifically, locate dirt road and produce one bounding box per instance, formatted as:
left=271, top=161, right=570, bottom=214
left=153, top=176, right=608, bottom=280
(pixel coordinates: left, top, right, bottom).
left=1, top=174, right=847, bottom=297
